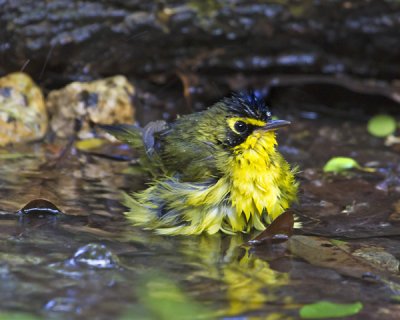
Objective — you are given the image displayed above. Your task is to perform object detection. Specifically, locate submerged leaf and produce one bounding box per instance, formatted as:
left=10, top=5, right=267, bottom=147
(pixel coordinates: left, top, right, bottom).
left=367, top=114, right=397, bottom=138
left=288, top=235, right=381, bottom=280
left=323, top=157, right=361, bottom=173
left=300, top=301, right=363, bottom=319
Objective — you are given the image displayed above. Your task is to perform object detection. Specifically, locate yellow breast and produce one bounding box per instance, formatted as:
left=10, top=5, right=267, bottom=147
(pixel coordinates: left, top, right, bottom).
left=228, top=130, right=295, bottom=228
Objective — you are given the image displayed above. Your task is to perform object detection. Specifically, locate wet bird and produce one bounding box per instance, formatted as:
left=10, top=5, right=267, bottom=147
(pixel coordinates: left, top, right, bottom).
left=103, top=93, right=298, bottom=235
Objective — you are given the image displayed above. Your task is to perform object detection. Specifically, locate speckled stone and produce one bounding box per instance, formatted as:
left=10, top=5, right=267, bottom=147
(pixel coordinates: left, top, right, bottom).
left=0, top=72, right=48, bottom=146
left=47, top=75, right=135, bottom=139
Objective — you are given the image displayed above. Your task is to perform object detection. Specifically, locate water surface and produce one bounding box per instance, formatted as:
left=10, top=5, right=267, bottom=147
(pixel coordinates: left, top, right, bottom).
left=1, top=111, right=400, bottom=319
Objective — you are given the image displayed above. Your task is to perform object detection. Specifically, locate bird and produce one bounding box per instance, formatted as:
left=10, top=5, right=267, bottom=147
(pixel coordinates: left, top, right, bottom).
left=102, top=92, right=298, bottom=235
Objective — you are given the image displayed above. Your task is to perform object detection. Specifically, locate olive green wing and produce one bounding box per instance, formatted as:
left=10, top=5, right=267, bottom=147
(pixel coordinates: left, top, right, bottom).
left=156, top=115, right=223, bottom=181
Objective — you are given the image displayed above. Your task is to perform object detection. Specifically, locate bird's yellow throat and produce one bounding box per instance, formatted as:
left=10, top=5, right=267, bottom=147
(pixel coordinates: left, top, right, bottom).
left=229, top=130, right=293, bottom=225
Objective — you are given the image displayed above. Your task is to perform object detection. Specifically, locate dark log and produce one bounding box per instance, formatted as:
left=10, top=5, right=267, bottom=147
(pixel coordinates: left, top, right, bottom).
left=1, top=0, right=400, bottom=112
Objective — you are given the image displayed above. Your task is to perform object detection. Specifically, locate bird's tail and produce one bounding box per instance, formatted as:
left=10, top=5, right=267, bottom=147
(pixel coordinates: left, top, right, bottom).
left=99, top=124, right=144, bottom=151
left=99, top=123, right=167, bottom=176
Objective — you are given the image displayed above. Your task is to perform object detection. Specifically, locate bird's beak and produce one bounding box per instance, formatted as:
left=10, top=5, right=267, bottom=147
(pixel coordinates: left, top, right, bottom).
left=261, top=119, right=291, bottom=132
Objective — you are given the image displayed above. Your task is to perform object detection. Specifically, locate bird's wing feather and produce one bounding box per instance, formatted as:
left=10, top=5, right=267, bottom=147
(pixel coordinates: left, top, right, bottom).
left=142, top=120, right=169, bottom=156
left=100, top=122, right=169, bottom=176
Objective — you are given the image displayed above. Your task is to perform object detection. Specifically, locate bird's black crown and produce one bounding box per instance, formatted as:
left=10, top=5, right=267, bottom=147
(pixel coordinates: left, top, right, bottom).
left=223, top=92, right=272, bottom=122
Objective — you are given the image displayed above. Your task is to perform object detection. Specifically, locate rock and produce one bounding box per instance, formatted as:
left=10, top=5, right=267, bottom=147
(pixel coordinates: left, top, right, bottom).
left=0, top=72, right=48, bottom=146
left=47, top=75, right=135, bottom=139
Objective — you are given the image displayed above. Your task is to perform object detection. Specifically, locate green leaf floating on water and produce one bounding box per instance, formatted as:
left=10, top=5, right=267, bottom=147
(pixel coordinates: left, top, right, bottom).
left=0, top=313, right=41, bottom=320
left=323, top=157, right=361, bottom=173
left=323, top=157, right=376, bottom=173
left=367, top=114, right=397, bottom=137
left=300, top=301, right=363, bottom=319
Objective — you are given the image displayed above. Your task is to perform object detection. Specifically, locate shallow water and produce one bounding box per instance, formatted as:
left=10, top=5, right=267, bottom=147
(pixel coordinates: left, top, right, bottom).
left=1, top=111, right=400, bottom=319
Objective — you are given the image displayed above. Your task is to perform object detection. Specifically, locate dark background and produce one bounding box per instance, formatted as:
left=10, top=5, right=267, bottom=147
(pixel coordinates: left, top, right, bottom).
left=1, top=0, right=400, bottom=120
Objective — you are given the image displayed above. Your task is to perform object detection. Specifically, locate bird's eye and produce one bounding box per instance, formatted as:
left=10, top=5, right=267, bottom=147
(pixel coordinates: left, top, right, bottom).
left=234, top=121, right=248, bottom=134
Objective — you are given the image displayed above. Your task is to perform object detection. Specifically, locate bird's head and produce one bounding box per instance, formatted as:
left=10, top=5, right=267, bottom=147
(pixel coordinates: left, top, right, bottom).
left=208, top=92, right=290, bottom=156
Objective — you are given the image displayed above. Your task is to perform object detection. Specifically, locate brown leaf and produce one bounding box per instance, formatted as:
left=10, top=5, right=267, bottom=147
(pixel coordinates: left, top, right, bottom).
left=19, top=198, right=62, bottom=215
left=288, top=235, right=384, bottom=280
left=248, top=210, right=294, bottom=246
